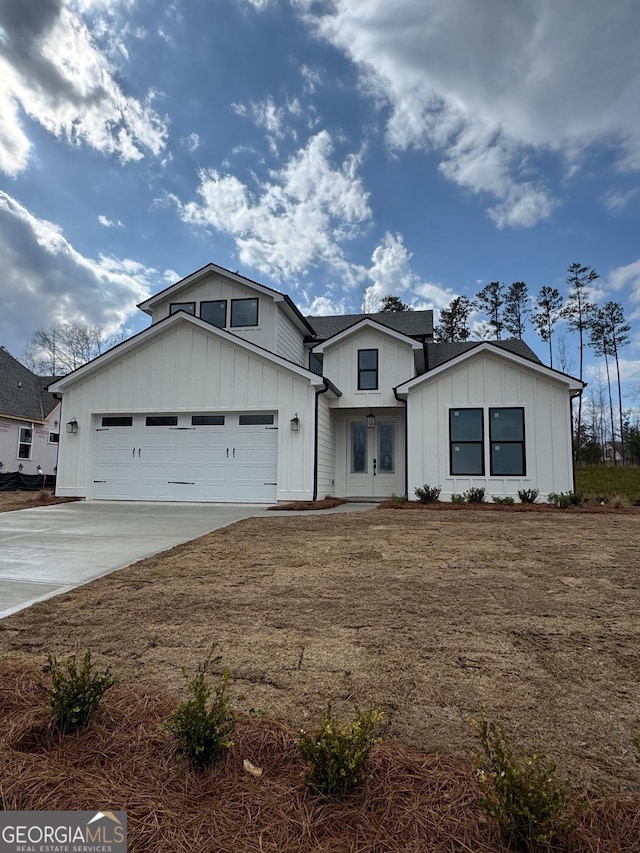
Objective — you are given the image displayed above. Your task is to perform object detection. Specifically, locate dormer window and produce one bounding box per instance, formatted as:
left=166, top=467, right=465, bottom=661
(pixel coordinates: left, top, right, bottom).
left=357, top=349, right=378, bottom=390
left=231, top=298, right=258, bottom=327
left=170, top=302, right=196, bottom=316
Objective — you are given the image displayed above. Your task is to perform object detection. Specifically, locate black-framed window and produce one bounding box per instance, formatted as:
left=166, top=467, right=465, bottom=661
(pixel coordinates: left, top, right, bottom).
left=145, top=416, right=178, bottom=426
left=357, top=349, right=378, bottom=390
left=309, top=352, right=324, bottom=376
left=230, top=298, right=258, bottom=327
left=102, top=416, right=133, bottom=427
left=489, top=407, right=525, bottom=476
left=18, top=427, right=33, bottom=459
left=48, top=432, right=60, bottom=444
left=238, top=414, right=274, bottom=425
left=200, top=300, right=227, bottom=328
left=450, top=408, right=484, bottom=475
left=192, top=415, right=225, bottom=426
left=169, top=302, right=196, bottom=316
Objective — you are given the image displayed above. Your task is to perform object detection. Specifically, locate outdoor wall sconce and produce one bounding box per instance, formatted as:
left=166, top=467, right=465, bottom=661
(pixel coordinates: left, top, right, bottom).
left=66, top=418, right=79, bottom=434
left=37, top=465, right=43, bottom=475
left=366, top=412, right=376, bottom=429
left=290, top=413, right=300, bottom=432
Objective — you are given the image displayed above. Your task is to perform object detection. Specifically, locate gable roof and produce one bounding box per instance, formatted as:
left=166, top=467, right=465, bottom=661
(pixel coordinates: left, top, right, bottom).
left=427, top=339, right=542, bottom=369
left=49, top=311, right=328, bottom=393
left=311, top=317, right=424, bottom=353
left=0, top=347, right=60, bottom=422
left=395, top=341, right=584, bottom=395
left=307, top=309, right=433, bottom=341
left=137, top=262, right=315, bottom=335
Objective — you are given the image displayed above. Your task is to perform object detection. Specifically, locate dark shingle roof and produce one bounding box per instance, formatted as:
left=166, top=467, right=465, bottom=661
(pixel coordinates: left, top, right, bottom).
left=306, top=310, right=433, bottom=341
left=0, top=348, right=60, bottom=421
left=427, top=339, right=543, bottom=370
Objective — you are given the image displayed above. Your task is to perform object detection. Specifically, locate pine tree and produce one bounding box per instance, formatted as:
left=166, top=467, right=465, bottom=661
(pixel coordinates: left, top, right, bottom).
left=589, top=308, right=617, bottom=465
left=379, top=294, right=412, bottom=312
left=474, top=282, right=505, bottom=340
left=503, top=281, right=530, bottom=339
left=532, top=286, right=563, bottom=368
left=434, top=296, right=472, bottom=342
left=600, top=301, right=631, bottom=463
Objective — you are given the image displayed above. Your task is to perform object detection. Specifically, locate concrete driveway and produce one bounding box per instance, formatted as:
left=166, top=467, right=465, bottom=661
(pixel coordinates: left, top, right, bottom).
left=0, top=501, right=270, bottom=619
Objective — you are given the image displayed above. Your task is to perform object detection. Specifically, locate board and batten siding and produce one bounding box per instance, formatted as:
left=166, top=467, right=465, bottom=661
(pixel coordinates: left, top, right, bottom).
left=315, top=391, right=336, bottom=498
left=406, top=353, right=574, bottom=501
left=55, top=322, right=317, bottom=501
left=321, top=328, right=415, bottom=408
left=275, top=309, right=306, bottom=366
left=149, top=274, right=278, bottom=352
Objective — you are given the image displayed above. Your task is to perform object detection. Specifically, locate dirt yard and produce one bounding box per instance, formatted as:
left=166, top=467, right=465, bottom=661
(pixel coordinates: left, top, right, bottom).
left=0, top=506, right=638, bottom=796
left=0, top=490, right=77, bottom=512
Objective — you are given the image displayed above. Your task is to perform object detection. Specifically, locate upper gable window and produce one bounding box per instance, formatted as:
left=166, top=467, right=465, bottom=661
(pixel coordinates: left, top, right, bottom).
left=200, top=300, right=227, bottom=328
left=309, top=352, right=324, bottom=376
left=170, top=302, right=196, bottom=316
left=357, top=349, right=378, bottom=390
left=230, top=298, right=258, bottom=327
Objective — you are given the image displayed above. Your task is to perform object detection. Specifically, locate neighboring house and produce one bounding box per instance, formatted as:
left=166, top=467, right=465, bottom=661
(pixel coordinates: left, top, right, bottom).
left=0, top=347, right=61, bottom=476
left=49, top=262, right=584, bottom=504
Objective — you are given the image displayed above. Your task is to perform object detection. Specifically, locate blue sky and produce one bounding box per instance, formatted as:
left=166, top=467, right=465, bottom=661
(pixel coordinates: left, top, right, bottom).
left=1, top=0, right=639, bottom=405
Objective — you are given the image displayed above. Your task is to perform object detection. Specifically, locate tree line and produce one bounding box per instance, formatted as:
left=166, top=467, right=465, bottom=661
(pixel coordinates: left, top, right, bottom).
left=382, top=262, right=634, bottom=465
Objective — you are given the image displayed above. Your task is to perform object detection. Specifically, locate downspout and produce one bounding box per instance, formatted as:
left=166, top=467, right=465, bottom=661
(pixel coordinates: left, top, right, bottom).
left=393, top=386, right=409, bottom=498
left=313, top=381, right=330, bottom=501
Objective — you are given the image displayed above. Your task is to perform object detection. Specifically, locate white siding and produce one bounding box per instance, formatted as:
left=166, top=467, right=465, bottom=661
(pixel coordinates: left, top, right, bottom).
left=275, top=309, right=306, bottom=366
left=315, top=392, right=336, bottom=498
left=406, top=353, right=574, bottom=501
left=55, top=323, right=317, bottom=502
left=150, top=274, right=278, bottom=352
left=322, top=328, right=415, bottom=408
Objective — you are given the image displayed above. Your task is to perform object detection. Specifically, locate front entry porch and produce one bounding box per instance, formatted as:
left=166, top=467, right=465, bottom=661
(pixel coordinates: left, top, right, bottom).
left=332, top=408, right=406, bottom=499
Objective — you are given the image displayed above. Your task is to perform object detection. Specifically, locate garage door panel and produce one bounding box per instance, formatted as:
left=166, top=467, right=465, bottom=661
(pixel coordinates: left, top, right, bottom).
left=92, top=414, right=277, bottom=502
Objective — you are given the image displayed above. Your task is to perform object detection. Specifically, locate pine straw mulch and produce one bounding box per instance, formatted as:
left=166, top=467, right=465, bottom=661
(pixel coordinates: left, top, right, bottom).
left=267, top=497, right=347, bottom=511
left=1, top=661, right=639, bottom=853
left=377, top=500, right=640, bottom=515
left=0, top=490, right=78, bottom=513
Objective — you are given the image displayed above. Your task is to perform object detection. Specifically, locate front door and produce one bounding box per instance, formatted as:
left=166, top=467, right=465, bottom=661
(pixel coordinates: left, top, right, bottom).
left=346, top=416, right=404, bottom=498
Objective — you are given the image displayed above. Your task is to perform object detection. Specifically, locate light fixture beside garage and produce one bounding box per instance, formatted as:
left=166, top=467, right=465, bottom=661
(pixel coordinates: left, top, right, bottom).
left=366, top=412, right=376, bottom=429
left=66, top=418, right=79, bottom=434
left=290, top=413, right=300, bottom=432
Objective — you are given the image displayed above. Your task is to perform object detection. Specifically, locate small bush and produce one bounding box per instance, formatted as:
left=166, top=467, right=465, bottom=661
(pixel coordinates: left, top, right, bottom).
left=517, top=488, right=539, bottom=504
left=44, top=650, right=114, bottom=733
left=165, top=646, right=236, bottom=771
left=297, top=705, right=384, bottom=800
left=414, top=484, right=441, bottom=503
left=548, top=491, right=582, bottom=508
left=471, top=709, right=576, bottom=851
left=464, top=487, right=486, bottom=504
left=451, top=493, right=465, bottom=505
left=391, top=492, right=408, bottom=504
left=493, top=496, right=515, bottom=505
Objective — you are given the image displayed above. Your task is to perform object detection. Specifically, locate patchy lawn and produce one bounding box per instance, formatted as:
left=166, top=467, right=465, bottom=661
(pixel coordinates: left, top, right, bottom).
left=0, top=490, right=77, bottom=513
left=0, top=507, right=638, bottom=798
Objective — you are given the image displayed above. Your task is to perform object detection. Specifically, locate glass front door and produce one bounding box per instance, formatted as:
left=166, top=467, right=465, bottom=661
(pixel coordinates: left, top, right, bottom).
left=347, top=417, right=403, bottom=497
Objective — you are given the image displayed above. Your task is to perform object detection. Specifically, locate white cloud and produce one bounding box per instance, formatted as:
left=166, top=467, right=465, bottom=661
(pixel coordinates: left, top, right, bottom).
left=603, top=188, right=639, bottom=213
left=0, top=191, right=155, bottom=357
left=176, top=130, right=371, bottom=281
left=363, top=232, right=453, bottom=312
left=98, top=214, right=123, bottom=228
left=607, top=260, right=640, bottom=316
left=0, top=0, right=168, bottom=176
left=295, top=0, right=640, bottom=228
left=299, top=293, right=347, bottom=316
left=184, top=132, right=200, bottom=152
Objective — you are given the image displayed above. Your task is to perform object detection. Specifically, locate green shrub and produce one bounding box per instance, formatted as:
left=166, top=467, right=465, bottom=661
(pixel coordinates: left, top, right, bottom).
left=471, top=709, right=576, bottom=851
left=414, top=484, right=441, bottom=503
left=297, top=705, right=384, bottom=800
left=517, top=488, right=539, bottom=504
left=548, top=491, right=582, bottom=508
left=493, top=495, right=515, bottom=505
left=391, top=492, right=408, bottom=504
left=44, top=650, right=114, bottom=733
left=464, top=487, right=486, bottom=503
left=165, top=646, right=236, bottom=771
left=451, top=493, right=465, bottom=505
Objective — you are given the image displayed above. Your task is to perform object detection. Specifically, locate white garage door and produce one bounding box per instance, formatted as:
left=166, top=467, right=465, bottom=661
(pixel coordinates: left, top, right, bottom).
left=91, top=413, right=278, bottom=503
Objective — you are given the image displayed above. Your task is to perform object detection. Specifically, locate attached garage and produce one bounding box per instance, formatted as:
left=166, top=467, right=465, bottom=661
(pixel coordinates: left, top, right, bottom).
left=50, top=313, right=329, bottom=503
left=92, top=412, right=278, bottom=502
